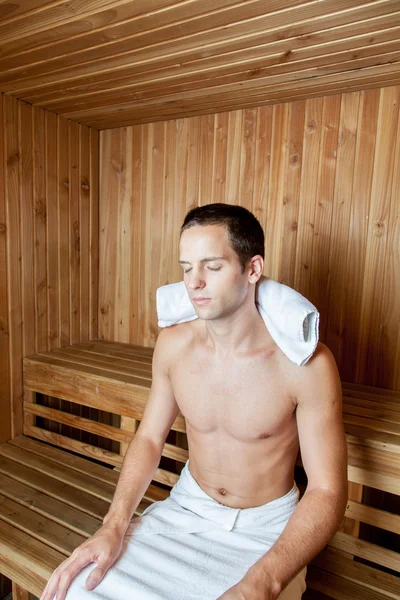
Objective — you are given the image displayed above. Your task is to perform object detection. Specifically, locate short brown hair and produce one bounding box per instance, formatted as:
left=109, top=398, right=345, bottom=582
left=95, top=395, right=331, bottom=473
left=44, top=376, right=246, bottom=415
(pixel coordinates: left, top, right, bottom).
left=181, top=203, right=265, bottom=271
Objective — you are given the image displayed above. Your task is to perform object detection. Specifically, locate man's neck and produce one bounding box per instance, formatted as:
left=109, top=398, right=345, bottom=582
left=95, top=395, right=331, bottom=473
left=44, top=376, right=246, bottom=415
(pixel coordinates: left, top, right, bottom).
left=203, top=303, right=270, bottom=356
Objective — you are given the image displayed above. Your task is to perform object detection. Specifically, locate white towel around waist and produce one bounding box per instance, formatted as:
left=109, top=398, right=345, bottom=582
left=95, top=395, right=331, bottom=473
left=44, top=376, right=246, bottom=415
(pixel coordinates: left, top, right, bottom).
left=64, top=462, right=307, bottom=600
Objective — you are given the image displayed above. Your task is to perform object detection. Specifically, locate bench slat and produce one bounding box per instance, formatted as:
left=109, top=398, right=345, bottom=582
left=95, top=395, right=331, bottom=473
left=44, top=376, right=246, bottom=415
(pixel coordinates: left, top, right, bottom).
left=346, top=499, right=400, bottom=535
left=0, top=519, right=63, bottom=584
left=312, top=548, right=400, bottom=598
left=9, top=437, right=170, bottom=503
left=306, top=565, right=397, bottom=600
left=71, top=340, right=154, bottom=360
left=0, top=494, right=85, bottom=555
left=23, top=426, right=181, bottom=487
left=37, top=348, right=152, bottom=380
left=0, top=455, right=109, bottom=519
left=24, top=355, right=152, bottom=388
left=330, top=531, right=400, bottom=573
left=0, top=443, right=116, bottom=501
left=0, top=472, right=101, bottom=536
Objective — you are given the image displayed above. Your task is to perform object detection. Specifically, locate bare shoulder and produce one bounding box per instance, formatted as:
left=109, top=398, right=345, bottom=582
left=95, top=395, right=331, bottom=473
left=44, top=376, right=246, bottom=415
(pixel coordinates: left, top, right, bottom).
left=295, top=342, right=342, bottom=407
left=154, top=321, right=199, bottom=369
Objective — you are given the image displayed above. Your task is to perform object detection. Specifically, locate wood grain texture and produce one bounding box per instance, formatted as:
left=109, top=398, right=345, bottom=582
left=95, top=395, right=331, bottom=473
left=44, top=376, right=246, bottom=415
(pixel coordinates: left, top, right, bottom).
left=15, top=344, right=399, bottom=598
left=0, top=92, right=99, bottom=441
left=0, top=1, right=400, bottom=127
left=99, top=85, right=400, bottom=390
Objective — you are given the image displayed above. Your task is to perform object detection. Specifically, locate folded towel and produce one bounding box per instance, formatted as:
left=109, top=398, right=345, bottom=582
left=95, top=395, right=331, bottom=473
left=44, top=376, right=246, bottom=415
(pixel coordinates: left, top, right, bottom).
left=156, top=276, right=319, bottom=366
left=63, top=461, right=307, bottom=600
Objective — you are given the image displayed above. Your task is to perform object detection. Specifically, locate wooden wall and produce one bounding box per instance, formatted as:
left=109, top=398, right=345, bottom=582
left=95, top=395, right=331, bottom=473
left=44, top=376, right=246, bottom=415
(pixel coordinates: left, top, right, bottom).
left=0, top=93, right=99, bottom=443
left=99, top=84, right=400, bottom=391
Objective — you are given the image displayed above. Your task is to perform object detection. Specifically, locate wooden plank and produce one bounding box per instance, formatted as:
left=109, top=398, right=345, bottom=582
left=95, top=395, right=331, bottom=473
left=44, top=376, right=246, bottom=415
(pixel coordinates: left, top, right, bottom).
left=3, top=0, right=399, bottom=95
left=0, top=443, right=115, bottom=500
left=346, top=499, right=400, bottom=535
left=8, top=436, right=169, bottom=503
left=0, top=518, right=63, bottom=586
left=69, top=120, right=81, bottom=346
left=89, top=128, right=99, bottom=340
left=307, top=565, right=398, bottom=600
left=2, top=551, right=46, bottom=599
left=23, top=425, right=180, bottom=487
left=0, top=94, right=11, bottom=443
left=46, top=110, right=59, bottom=350
left=329, top=531, right=400, bottom=573
left=356, top=86, right=400, bottom=385
left=12, top=582, right=34, bottom=600
left=4, top=95, right=24, bottom=439
left=344, top=425, right=400, bottom=455
left=74, top=339, right=154, bottom=360
left=42, top=346, right=153, bottom=377
left=19, top=101, right=35, bottom=360
left=0, top=453, right=109, bottom=518
left=33, top=106, right=48, bottom=354
left=57, top=115, right=70, bottom=347
left=0, top=471, right=101, bottom=536
left=279, top=100, right=304, bottom=288
left=0, top=494, right=85, bottom=555
left=80, top=124, right=91, bottom=342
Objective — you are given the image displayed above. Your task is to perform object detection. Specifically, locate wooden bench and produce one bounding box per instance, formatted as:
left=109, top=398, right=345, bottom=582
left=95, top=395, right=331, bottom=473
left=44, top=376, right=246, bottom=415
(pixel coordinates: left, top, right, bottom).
left=0, top=340, right=398, bottom=599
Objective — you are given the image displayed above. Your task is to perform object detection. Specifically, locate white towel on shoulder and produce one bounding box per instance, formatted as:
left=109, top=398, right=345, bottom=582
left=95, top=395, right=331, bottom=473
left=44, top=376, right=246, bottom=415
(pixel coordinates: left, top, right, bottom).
left=64, top=461, right=307, bottom=600
left=156, top=276, right=319, bottom=366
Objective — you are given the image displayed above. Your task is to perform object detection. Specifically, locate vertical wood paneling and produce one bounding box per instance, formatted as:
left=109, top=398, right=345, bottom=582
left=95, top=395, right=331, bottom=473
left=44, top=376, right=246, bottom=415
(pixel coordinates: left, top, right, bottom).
left=46, top=111, right=59, bottom=350
left=20, top=102, right=35, bottom=358
left=356, top=87, right=400, bottom=386
left=5, top=95, right=23, bottom=437
left=0, top=94, right=11, bottom=443
left=294, top=97, right=324, bottom=301
left=325, top=92, right=360, bottom=365
left=280, top=101, right=305, bottom=289
left=341, top=89, right=379, bottom=383
left=0, top=92, right=99, bottom=442
left=58, top=116, right=70, bottom=348
left=69, top=120, right=80, bottom=345
left=33, top=107, right=47, bottom=353
left=309, top=95, right=341, bottom=326
left=90, top=128, right=99, bottom=341
left=99, top=84, right=400, bottom=391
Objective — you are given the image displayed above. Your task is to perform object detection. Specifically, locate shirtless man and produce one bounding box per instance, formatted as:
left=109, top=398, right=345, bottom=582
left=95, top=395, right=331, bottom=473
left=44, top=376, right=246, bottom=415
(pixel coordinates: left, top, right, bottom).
left=41, top=203, right=348, bottom=600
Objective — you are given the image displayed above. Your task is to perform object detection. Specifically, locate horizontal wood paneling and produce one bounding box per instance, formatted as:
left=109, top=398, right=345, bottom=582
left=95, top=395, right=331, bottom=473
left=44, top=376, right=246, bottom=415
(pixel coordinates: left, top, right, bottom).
left=99, top=84, right=400, bottom=390
left=0, top=93, right=99, bottom=442
left=0, top=1, right=400, bottom=128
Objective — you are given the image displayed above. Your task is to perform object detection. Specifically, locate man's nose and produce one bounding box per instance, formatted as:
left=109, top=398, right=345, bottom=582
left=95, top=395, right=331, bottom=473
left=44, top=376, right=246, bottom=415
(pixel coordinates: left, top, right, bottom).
left=188, top=272, right=205, bottom=290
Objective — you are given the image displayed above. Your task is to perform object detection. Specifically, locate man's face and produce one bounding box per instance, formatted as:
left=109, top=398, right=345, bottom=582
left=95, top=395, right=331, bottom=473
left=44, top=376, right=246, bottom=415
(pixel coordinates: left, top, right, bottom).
left=179, top=224, right=250, bottom=321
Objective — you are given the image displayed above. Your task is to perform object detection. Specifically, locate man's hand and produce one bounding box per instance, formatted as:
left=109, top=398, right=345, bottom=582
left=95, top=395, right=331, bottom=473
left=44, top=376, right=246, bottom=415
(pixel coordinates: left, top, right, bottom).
left=40, top=522, right=125, bottom=600
left=217, top=570, right=279, bottom=600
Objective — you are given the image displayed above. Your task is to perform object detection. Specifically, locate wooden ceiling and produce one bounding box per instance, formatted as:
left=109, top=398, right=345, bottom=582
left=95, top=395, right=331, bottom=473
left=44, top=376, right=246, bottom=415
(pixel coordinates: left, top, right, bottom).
left=1, top=0, right=400, bottom=130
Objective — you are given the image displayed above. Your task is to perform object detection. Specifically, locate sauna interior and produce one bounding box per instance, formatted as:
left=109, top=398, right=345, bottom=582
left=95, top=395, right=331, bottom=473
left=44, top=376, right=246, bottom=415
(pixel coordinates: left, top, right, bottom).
left=0, top=1, right=400, bottom=599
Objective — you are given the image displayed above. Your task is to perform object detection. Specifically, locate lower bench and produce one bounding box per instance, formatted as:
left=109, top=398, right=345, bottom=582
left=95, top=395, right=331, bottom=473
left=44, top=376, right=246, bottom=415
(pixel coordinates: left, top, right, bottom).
left=0, top=339, right=398, bottom=599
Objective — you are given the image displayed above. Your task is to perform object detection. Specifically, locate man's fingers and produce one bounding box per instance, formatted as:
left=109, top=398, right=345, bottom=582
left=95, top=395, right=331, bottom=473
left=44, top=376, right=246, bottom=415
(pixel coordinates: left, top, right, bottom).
left=49, top=554, right=93, bottom=600
left=85, top=565, right=105, bottom=590
left=85, top=554, right=115, bottom=591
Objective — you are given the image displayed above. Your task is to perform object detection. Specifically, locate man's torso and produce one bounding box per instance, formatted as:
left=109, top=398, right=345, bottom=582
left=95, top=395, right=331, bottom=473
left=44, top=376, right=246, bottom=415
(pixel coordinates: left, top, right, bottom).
left=167, top=319, right=304, bottom=509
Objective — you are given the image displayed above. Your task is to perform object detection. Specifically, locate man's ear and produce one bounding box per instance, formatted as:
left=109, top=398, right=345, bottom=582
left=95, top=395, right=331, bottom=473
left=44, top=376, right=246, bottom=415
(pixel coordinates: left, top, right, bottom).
left=248, top=255, right=264, bottom=283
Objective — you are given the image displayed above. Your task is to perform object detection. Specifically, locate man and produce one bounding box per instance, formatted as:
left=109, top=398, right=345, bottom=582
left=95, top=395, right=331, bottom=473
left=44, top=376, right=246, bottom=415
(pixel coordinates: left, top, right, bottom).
left=41, top=203, right=348, bottom=600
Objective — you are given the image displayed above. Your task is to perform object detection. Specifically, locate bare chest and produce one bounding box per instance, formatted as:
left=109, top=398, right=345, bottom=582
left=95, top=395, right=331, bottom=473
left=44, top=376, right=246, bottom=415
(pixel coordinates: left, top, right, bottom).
left=169, top=349, right=296, bottom=441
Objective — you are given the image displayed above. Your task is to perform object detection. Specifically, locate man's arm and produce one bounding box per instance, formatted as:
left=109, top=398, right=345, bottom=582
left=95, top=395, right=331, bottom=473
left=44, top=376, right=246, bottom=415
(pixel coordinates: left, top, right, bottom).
left=103, top=328, right=180, bottom=532
left=221, top=343, right=348, bottom=600
left=41, top=328, right=180, bottom=600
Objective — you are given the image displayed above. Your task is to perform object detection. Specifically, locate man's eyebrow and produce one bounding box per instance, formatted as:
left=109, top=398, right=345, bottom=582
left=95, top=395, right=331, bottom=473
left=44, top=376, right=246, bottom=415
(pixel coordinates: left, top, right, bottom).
left=179, top=256, right=225, bottom=265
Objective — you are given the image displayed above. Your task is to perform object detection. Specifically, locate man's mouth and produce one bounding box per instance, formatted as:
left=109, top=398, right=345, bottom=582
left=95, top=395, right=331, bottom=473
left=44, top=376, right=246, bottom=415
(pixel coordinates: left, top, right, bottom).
left=192, top=297, right=211, bottom=305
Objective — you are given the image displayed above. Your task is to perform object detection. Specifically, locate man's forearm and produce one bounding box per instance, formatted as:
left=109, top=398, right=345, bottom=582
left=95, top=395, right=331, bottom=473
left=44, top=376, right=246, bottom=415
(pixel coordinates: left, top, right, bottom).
left=103, top=432, right=163, bottom=535
left=245, top=486, right=348, bottom=597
